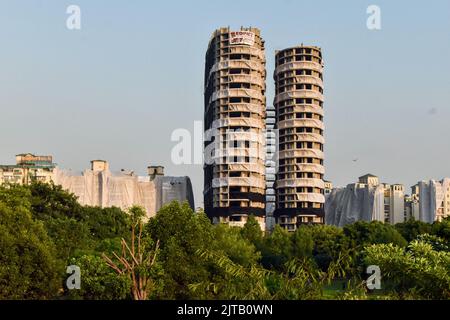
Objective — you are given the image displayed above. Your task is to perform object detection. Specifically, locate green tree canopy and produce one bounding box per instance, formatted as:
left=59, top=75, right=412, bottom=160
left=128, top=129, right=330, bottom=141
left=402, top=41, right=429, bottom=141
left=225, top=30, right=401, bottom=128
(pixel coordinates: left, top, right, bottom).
left=0, top=188, right=61, bottom=299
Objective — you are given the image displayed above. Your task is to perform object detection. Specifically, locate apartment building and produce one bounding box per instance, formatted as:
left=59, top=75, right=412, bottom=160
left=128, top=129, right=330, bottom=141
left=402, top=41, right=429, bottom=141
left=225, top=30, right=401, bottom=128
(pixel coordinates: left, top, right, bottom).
left=418, top=178, right=450, bottom=222
left=0, top=153, right=55, bottom=185
left=203, top=27, right=267, bottom=229
left=273, top=45, right=325, bottom=231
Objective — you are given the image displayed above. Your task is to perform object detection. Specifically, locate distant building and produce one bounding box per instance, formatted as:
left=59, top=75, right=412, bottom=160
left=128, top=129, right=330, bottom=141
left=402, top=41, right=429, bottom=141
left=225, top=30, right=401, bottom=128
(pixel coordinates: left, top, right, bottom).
left=382, top=183, right=405, bottom=224
left=325, top=174, right=407, bottom=226
left=417, top=178, right=450, bottom=222
left=265, top=105, right=277, bottom=231
left=0, top=154, right=194, bottom=219
left=325, top=175, right=384, bottom=227
left=0, top=153, right=55, bottom=185
left=410, top=184, right=420, bottom=219
left=358, top=174, right=379, bottom=187
left=324, top=180, right=333, bottom=195
left=54, top=161, right=194, bottom=219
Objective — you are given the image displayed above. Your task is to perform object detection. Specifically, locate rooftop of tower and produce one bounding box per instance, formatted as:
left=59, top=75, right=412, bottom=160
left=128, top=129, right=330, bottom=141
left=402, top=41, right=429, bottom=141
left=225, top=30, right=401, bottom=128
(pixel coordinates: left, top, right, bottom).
left=207, top=26, right=263, bottom=47
left=275, top=44, right=322, bottom=54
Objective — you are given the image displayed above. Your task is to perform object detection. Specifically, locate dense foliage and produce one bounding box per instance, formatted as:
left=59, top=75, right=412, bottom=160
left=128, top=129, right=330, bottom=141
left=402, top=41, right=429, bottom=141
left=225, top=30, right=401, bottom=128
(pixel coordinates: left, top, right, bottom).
left=0, top=182, right=449, bottom=300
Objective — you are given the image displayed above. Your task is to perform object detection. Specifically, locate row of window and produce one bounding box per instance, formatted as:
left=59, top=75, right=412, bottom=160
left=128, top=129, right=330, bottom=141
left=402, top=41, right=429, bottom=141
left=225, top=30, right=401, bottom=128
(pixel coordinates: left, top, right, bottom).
left=279, top=158, right=323, bottom=165
left=280, top=127, right=324, bottom=135
left=278, top=202, right=323, bottom=209
left=279, top=141, right=323, bottom=151
left=277, top=83, right=323, bottom=94
left=218, top=97, right=264, bottom=104
left=222, top=140, right=251, bottom=148
left=278, top=187, right=323, bottom=194
left=277, top=54, right=321, bottom=66
left=276, top=69, right=322, bottom=80
left=278, top=172, right=323, bottom=179
left=277, top=98, right=323, bottom=107
left=277, top=48, right=321, bottom=58
left=279, top=113, right=323, bottom=121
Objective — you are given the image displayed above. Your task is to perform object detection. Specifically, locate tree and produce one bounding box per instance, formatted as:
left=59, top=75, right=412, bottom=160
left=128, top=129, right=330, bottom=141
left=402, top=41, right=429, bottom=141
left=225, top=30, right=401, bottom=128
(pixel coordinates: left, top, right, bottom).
left=364, top=241, right=450, bottom=299
left=432, top=217, right=450, bottom=242
left=293, top=225, right=350, bottom=271
left=241, top=215, right=263, bottom=247
left=67, top=254, right=131, bottom=300
left=44, top=216, right=91, bottom=261
left=395, top=219, right=433, bottom=242
left=103, top=206, right=162, bottom=300
left=80, top=206, right=131, bottom=241
left=0, top=191, right=61, bottom=299
left=146, top=201, right=214, bottom=299
left=260, top=225, right=293, bottom=270
left=29, top=182, right=82, bottom=221
left=212, top=223, right=261, bottom=267
left=344, top=221, right=407, bottom=248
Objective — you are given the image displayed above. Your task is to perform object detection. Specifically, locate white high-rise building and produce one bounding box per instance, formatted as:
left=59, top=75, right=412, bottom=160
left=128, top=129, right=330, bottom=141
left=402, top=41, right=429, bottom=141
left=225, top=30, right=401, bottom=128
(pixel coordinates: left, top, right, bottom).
left=418, top=178, right=450, bottom=222
left=325, top=174, right=407, bottom=226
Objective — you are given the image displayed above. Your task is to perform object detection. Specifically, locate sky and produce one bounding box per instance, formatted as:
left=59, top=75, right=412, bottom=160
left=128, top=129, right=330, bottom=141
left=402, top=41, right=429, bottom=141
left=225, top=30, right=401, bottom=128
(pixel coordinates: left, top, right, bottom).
left=0, top=0, right=449, bottom=207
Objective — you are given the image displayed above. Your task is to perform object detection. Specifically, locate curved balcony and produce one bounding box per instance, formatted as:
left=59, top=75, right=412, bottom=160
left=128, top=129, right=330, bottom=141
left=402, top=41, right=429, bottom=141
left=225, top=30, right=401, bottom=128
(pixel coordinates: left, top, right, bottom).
left=279, top=149, right=324, bottom=160
left=276, top=178, right=325, bottom=189
left=274, top=90, right=323, bottom=104
left=274, top=61, right=323, bottom=76
left=277, top=118, right=324, bottom=130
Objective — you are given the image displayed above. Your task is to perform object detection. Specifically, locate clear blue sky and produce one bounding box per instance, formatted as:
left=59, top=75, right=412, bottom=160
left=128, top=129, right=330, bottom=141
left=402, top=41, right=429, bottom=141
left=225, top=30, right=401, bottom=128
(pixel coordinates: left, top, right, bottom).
left=1, top=0, right=449, bottom=207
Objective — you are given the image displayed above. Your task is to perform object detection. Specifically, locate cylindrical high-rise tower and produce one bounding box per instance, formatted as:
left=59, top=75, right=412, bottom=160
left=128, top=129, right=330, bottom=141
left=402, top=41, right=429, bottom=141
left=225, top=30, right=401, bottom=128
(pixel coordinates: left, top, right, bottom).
left=204, top=27, right=266, bottom=229
left=273, top=45, right=325, bottom=230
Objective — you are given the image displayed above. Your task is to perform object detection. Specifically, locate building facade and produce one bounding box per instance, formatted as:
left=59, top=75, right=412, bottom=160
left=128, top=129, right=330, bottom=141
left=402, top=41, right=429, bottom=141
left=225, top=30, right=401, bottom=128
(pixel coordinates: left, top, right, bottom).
left=418, top=178, right=450, bottom=222
left=325, top=174, right=408, bottom=226
left=273, top=45, right=325, bottom=231
left=383, top=183, right=405, bottom=224
left=0, top=154, right=194, bottom=219
left=265, top=105, right=277, bottom=231
left=0, top=153, right=55, bottom=185
left=203, top=27, right=266, bottom=229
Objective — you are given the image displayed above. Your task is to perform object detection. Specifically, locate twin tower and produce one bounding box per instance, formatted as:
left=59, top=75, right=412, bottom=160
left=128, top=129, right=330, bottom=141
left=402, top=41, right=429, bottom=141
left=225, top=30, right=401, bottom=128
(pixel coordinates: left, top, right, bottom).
left=204, top=27, right=325, bottom=232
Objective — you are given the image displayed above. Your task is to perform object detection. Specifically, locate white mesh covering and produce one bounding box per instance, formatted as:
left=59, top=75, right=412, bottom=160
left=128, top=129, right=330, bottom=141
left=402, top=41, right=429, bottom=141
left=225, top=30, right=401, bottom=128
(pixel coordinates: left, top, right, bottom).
left=211, top=89, right=264, bottom=103
left=278, top=119, right=324, bottom=130
left=228, top=46, right=264, bottom=59
left=209, top=60, right=265, bottom=76
left=212, top=177, right=266, bottom=189
left=292, top=76, right=323, bottom=87
left=227, top=75, right=265, bottom=86
left=52, top=168, right=193, bottom=219
left=227, top=103, right=265, bottom=113
left=274, top=90, right=324, bottom=104
left=419, top=178, right=450, bottom=223
left=275, top=61, right=323, bottom=74
left=276, top=178, right=325, bottom=189
left=228, top=163, right=266, bottom=174
left=294, top=163, right=325, bottom=174
left=325, top=184, right=385, bottom=226
left=289, top=105, right=324, bottom=115
left=294, top=133, right=325, bottom=143
left=279, top=149, right=324, bottom=159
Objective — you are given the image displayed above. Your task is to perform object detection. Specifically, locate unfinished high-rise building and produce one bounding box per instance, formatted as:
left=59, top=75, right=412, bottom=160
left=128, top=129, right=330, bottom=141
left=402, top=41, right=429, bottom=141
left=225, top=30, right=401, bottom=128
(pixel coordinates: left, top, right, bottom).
left=273, top=45, right=325, bottom=230
left=204, top=27, right=266, bottom=229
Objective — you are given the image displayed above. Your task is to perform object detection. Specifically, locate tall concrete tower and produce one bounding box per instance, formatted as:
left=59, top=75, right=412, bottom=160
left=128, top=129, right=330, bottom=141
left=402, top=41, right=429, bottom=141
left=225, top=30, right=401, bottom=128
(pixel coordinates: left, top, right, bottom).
left=204, top=27, right=266, bottom=230
left=273, top=45, right=325, bottom=231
